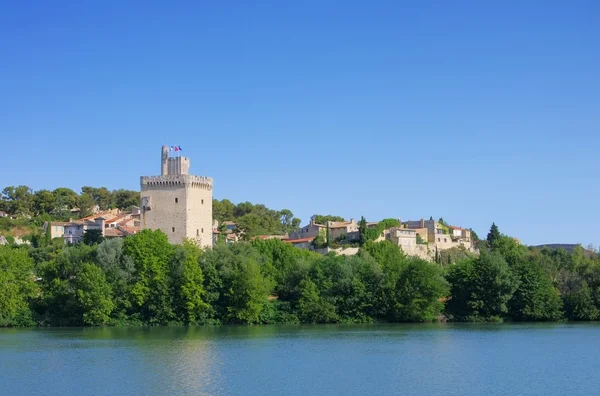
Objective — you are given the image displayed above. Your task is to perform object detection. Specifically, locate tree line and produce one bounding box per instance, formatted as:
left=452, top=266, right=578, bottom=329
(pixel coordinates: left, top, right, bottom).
left=0, top=185, right=140, bottom=219
left=0, top=186, right=304, bottom=240
left=1, top=223, right=599, bottom=327
left=212, top=199, right=301, bottom=237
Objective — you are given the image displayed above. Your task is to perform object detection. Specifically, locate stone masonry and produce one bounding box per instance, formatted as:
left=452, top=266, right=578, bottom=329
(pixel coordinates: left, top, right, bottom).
left=140, top=146, right=213, bottom=248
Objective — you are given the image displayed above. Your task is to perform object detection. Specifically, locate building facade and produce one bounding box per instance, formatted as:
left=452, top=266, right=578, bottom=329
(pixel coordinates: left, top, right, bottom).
left=140, top=146, right=213, bottom=248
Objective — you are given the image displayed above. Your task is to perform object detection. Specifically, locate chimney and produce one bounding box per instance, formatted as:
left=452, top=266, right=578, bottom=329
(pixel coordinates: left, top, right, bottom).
left=421, top=218, right=424, bottom=228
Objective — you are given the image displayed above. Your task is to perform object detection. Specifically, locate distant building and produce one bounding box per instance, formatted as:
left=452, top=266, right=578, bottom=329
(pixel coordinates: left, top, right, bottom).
left=63, top=217, right=106, bottom=244
left=288, top=216, right=359, bottom=241
left=403, top=218, right=473, bottom=251
left=140, top=146, right=213, bottom=248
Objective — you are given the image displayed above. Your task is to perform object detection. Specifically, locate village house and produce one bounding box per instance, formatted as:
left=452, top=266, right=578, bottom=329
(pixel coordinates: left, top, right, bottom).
left=403, top=218, right=473, bottom=250
left=288, top=216, right=326, bottom=240
left=45, top=208, right=140, bottom=244
left=288, top=216, right=359, bottom=241
left=63, top=217, right=106, bottom=244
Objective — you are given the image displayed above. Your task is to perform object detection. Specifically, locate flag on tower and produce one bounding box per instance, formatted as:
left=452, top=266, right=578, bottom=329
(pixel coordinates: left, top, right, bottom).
left=178, top=145, right=182, bottom=151
left=174, top=146, right=179, bottom=152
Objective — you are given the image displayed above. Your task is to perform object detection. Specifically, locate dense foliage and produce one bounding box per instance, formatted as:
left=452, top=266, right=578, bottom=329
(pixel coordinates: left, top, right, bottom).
left=0, top=185, right=140, bottom=219
left=212, top=199, right=301, bottom=237
left=1, top=223, right=599, bottom=327
left=360, top=218, right=401, bottom=243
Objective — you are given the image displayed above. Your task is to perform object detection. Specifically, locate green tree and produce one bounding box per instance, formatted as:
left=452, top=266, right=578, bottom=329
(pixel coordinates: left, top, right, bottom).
left=34, top=244, right=97, bottom=325
left=75, top=263, right=114, bottom=325
left=123, top=229, right=175, bottom=324
left=96, top=238, right=135, bottom=320
left=83, top=229, right=104, bottom=245
left=170, top=241, right=209, bottom=324
left=563, top=282, right=599, bottom=321
left=225, top=258, right=273, bottom=324
left=112, top=189, right=139, bottom=210
left=297, top=278, right=338, bottom=323
left=358, top=216, right=367, bottom=246
left=508, top=259, right=563, bottom=321
left=77, top=193, right=96, bottom=218
left=81, top=186, right=113, bottom=210
left=32, top=189, right=57, bottom=216
left=0, top=246, right=38, bottom=326
left=391, top=258, right=449, bottom=322
left=446, top=252, right=518, bottom=321
left=313, top=215, right=345, bottom=224
left=280, top=209, right=301, bottom=233
left=1, top=185, right=34, bottom=216
left=487, top=222, right=501, bottom=246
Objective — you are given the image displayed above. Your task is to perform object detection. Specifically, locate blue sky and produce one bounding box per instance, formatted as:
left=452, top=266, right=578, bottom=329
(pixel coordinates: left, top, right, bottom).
left=1, top=1, right=599, bottom=246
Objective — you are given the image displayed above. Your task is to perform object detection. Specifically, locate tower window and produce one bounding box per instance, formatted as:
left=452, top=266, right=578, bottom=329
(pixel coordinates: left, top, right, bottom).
left=172, top=227, right=175, bottom=233
left=201, top=199, right=204, bottom=204
left=197, top=229, right=199, bottom=236
left=175, top=198, right=178, bottom=203
left=201, top=228, right=204, bottom=233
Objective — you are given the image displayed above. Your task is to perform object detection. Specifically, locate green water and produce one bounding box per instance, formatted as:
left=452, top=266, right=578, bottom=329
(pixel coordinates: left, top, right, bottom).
left=1, top=323, right=599, bottom=395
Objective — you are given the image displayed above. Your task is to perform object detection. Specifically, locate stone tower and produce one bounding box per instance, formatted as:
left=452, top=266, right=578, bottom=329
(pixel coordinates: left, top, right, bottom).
left=140, top=146, right=213, bottom=248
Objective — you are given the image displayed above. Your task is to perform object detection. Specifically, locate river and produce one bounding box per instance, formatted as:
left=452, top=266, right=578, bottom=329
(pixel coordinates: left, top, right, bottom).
left=1, top=323, right=599, bottom=395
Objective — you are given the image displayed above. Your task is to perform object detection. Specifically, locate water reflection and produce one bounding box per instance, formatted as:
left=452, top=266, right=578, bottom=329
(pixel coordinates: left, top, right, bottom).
left=2, top=323, right=600, bottom=396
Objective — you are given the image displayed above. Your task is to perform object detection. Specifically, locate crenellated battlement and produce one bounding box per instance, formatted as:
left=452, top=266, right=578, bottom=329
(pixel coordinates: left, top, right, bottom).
left=141, top=175, right=213, bottom=191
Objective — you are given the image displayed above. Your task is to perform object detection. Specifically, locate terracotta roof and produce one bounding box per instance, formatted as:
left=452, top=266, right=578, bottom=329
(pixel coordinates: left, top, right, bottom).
left=449, top=226, right=467, bottom=231
left=119, top=226, right=140, bottom=235
left=284, top=237, right=314, bottom=244
left=78, top=211, right=115, bottom=222
left=50, top=221, right=70, bottom=226
left=104, top=228, right=124, bottom=237
left=104, top=213, right=132, bottom=224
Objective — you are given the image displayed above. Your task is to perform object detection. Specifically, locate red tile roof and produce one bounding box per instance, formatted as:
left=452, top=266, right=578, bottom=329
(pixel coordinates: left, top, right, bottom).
left=119, top=226, right=140, bottom=235
left=284, top=237, right=314, bottom=244
left=104, top=228, right=124, bottom=237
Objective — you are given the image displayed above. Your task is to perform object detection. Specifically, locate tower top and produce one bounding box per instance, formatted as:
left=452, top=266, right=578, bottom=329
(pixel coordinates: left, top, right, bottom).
left=161, top=145, right=190, bottom=176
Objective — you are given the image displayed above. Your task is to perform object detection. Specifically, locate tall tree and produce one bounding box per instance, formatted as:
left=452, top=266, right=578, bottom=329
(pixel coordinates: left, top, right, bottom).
left=75, top=263, right=114, bottom=326
left=83, top=229, right=104, bottom=246
left=487, top=222, right=501, bottom=246
left=123, top=229, right=175, bottom=324
left=1, top=185, right=34, bottom=216
left=170, top=241, right=209, bottom=324
left=113, top=189, right=140, bottom=210
left=358, top=216, right=367, bottom=246
left=446, top=252, right=518, bottom=321
left=0, top=246, right=38, bottom=326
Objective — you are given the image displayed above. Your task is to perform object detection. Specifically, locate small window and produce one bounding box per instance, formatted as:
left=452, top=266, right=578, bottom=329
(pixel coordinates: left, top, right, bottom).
left=438, top=238, right=441, bottom=242
left=172, top=227, right=175, bottom=233
left=175, top=198, right=178, bottom=203
left=201, top=228, right=204, bottom=233
left=201, top=199, right=204, bottom=204
left=444, top=238, right=447, bottom=243
left=197, top=229, right=199, bottom=236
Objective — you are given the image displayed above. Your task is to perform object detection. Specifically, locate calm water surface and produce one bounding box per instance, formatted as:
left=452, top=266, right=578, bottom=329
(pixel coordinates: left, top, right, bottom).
left=1, top=323, right=599, bottom=395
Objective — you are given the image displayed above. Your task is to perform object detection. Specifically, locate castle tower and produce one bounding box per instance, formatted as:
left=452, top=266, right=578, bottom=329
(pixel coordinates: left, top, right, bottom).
left=140, top=145, right=213, bottom=248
